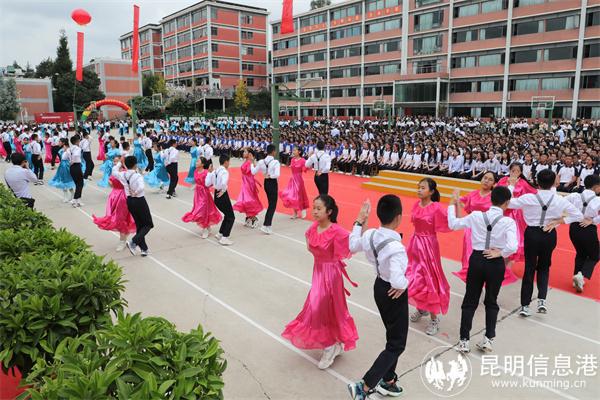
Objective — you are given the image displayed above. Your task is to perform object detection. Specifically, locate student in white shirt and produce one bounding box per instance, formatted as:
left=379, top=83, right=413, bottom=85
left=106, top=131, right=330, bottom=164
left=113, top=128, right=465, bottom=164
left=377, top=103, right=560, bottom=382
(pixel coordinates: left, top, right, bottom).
left=565, top=174, right=600, bottom=293
left=305, top=141, right=331, bottom=195
left=120, top=155, right=154, bottom=257
left=449, top=187, right=518, bottom=354
left=252, top=144, right=280, bottom=235
left=348, top=195, right=407, bottom=399
left=4, top=152, right=37, bottom=208
left=142, top=134, right=154, bottom=172
left=206, top=154, right=235, bottom=245
left=1, top=130, right=12, bottom=161
left=30, top=133, right=44, bottom=183
left=508, top=169, right=583, bottom=317
left=81, top=131, right=94, bottom=180
left=69, top=135, right=84, bottom=207
left=50, top=132, right=61, bottom=168
left=163, top=139, right=179, bottom=199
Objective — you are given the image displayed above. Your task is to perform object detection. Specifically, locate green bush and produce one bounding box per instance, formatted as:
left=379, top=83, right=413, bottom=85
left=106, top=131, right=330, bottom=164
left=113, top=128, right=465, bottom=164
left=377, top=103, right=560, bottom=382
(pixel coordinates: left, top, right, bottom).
left=0, top=227, right=89, bottom=262
left=0, top=184, right=51, bottom=231
left=22, top=313, right=226, bottom=400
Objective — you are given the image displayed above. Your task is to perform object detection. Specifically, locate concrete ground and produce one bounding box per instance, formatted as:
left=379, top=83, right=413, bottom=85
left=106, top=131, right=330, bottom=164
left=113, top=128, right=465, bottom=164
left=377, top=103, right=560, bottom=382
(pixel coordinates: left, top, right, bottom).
left=3, top=131, right=598, bottom=400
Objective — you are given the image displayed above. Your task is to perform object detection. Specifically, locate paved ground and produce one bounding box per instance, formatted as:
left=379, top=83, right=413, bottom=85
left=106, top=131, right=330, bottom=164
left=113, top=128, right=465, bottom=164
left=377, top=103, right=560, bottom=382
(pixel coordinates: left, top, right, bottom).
left=3, top=132, right=598, bottom=400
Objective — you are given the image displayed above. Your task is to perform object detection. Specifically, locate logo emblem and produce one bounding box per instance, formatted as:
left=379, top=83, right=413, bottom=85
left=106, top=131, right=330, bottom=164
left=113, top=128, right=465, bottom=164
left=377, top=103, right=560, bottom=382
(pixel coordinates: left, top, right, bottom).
left=420, top=346, right=473, bottom=397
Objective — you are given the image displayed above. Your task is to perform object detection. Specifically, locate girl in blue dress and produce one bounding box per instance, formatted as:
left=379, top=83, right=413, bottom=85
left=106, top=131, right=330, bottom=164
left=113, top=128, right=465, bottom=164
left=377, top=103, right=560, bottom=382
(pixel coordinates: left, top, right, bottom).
left=133, top=133, right=148, bottom=170
left=145, top=142, right=170, bottom=191
left=98, top=139, right=122, bottom=188
left=48, top=138, right=75, bottom=202
left=185, top=138, right=199, bottom=184
left=24, top=138, right=34, bottom=172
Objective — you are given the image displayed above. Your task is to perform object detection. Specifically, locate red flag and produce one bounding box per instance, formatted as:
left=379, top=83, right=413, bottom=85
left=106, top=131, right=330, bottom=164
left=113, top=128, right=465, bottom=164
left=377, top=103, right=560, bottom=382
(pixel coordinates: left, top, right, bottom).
left=132, top=5, right=140, bottom=73
left=281, top=0, right=293, bottom=34
left=76, top=32, right=84, bottom=81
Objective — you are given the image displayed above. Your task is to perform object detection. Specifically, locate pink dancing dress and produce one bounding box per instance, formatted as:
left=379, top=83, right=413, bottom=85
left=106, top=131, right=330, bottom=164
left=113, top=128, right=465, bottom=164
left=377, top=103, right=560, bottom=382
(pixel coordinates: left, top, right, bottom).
left=92, top=176, right=136, bottom=234
left=14, top=138, right=23, bottom=154
left=182, top=169, right=223, bottom=228
left=97, top=137, right=106, bottom=161
left=279, top=157, right=309, bottom=212
left=44, top=139, right=53, bottom=163
left=406, top=201, right=452, bottom=315
left=282, top=222, right=358, bottom=351
left=233, top=160, right=263, bottom=218
left=0, top=141, right=5, bottom=158
left=452, top=190, right=491, bottom=283
left=497, top=176, right=537, bottom=263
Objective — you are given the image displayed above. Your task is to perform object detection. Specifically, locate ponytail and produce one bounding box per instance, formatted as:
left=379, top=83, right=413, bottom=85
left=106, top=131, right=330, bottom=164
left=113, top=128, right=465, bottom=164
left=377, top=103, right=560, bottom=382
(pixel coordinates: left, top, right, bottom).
left=420, top=177, right=441, bottom=202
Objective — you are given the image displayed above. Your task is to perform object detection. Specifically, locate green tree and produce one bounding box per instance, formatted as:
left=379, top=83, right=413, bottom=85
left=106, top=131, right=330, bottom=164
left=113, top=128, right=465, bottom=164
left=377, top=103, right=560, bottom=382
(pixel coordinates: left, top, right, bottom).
left=0, top=77, right=20, bottom=120
left=35, top=57, right=55, bottom=79
left=128, top=96, right=163, bottom=119
left=233, top=79, right=250, bottom=113
left=53, top=29, right=73, bottom=76
left=23, top=62, right=35, bottom=78
left=53, top=69, right=105, bottom=112
left=310, top=0, right=331, bottom=10
left=248, top=88, right=271, bottom=116
left=12, top=60, right=22, bottom=70
left=142, top=73, right=167, bottom=97
left=166, top=96, right=193, bottom=116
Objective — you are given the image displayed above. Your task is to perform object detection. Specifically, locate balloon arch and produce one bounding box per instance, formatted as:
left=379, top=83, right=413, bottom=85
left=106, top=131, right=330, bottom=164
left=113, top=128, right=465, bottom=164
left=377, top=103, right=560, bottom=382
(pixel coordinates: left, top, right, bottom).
left=80, top=99, right=133, bottom=121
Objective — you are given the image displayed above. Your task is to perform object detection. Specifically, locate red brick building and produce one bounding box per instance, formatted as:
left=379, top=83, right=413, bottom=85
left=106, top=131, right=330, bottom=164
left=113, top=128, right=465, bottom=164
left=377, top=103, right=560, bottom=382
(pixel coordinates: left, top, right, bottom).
left=120, top=24, right=164, bottom=77
left=14, top=78, right=54, bottom=122
left=84, top=58, right=142, bottom=120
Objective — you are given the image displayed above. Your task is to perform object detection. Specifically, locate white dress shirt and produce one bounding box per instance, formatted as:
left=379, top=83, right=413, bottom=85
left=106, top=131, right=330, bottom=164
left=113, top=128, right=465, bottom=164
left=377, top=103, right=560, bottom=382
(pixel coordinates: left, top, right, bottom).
left=252, top=156, right=281, bottom=179
left=565, top=189, right=600, bottom=224
left=448, top=205, right=518, bottom=258
left=4, top=165, right=37, bottom=198
left=202, top=144, right=214, bottom=160
left=118, top=169, right=145, bottom=197
left=70, top=145, right=82, bottom=164
left=557, top=166, right=575, bottom=183
left=206, top=166, right=229, bottom=192
left=509, top=189, right=583, bottom=227
left=142, top=137, right=153, bottom=150
left=162, top=147, right=179, bottom=166
left=349, top=226, right=409, bottom=290
left=306, top=150, right=331, bottom=173
left=31, top=141, right=42, bottom=155
left=80, top=138, right=91, bottom=152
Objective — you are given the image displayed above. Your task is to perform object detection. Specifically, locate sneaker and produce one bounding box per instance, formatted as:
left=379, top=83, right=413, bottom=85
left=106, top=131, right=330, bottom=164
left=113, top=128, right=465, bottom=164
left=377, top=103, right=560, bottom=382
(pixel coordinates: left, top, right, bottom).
left=318, top=343, right=342, bottom=369
left=214, top=233, right=223, bottom=241
left=166, top=195, right=172, bottom=199
left=70, top=199, right=78, bottom=208
left=347, top=381, right=368, bottom=400
left=201, top=228, right=209, bottom=239
left=140, top=250, right=149, bottom=257
left=301, top=209, right=307, bottom=219
left=33, top=181, right=40, bottom=186
left=251, top=218, right=259, bottom=229
left=219, top=237, right=233, bottom=246
left=260, top=226, right=272, bottom=235
left=573, top=272, right=584, bottom=293
left=537, top=299, right=548, bottom=314
left=290, top=212, right=298, bottom=219
left=519, top=305, right=531, bottom=317
left=410, top=309, right=429, bottom=322
left=475, top=336, right=494, bottom=353
left=87, top=176, right=93, bottom=181
left=172, top=192, right=177, bottom=197
left=126, top=240, right=138, bottom=256
left=426, top=318, right=440, bottom=336
left=455, top=339, right=470, bottom=353
left=116, top=241, right=126, bottom=252
left=376, top=379, right=404, bottom=397
left=244, top=218, right=252, bottom=227
left=77, top=201, right=84, bottom=207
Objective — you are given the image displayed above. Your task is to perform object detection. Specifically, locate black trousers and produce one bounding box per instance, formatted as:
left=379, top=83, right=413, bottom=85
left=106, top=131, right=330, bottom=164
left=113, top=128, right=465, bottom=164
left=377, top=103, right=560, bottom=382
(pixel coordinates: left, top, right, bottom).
left=214, top=191, right=235, bottom=237
left=569, top=223, right=599, bottom=279
left=460, top=251, right=505, bottom=340
left=145, top=149, right=154, bottom=172
left=2, top=142, right=11, bottom=161
left=263, top=178, right=278, bottom=227
left=166, top=162, right=178, bottom=195
left=51, top=145, right=60, bottom=167
left=521, top=227, right=557, bottom=306
left=363, top=278, right=408, bottom=389
left=32, top=154, right=43, bottom=179
left=126, top=196, right=154, bottom=251
left=19, top=197, right=35, bottom=208
left=69, top=163, right=84, bottom=200
left=314, top=173, right=329, bottom=195
left=83, top=151, right=94, bottom=178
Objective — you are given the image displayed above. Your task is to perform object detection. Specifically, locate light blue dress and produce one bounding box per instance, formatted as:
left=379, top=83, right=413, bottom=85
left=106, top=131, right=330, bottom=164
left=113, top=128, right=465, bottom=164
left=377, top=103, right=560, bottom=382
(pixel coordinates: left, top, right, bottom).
left=185, top=147, right=199, bottom=184
left=24, top=144, right=34, bottom=172
left=97, top=148, right=122, bottom=187
left=144, top=152, right=170, bottom=188
left=48, top=149, right=75, bottom=190
left=133, top=139, right=148, bottom=170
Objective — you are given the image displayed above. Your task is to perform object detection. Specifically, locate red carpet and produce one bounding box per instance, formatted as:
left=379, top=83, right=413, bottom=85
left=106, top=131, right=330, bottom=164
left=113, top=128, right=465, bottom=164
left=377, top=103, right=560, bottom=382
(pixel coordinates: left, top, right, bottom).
left=178, top=166, right=600, bottom=301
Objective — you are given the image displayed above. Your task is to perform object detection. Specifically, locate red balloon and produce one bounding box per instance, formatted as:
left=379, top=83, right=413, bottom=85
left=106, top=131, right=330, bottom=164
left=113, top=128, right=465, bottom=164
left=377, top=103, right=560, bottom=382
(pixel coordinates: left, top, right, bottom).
left=71, top=9, right=91, bottom=26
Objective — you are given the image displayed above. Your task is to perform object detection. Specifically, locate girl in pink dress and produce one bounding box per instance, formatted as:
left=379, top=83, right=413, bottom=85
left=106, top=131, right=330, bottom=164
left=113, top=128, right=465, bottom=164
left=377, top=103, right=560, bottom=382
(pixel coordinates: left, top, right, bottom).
left=279, top=147, right=309, bottom=219
left=97, top=134, right=106, bottom=161
left=44, top=133, right=53, bottom=163
left=92, top=158, right=136, bottom=251
left=497, top=162, right=537, bottom=282
left=407, top=178, right=452, bottom=336
left=282, top=194, right=358, bottom=370
left=14, top=133, right=23, bottom=155
left=233, top=148, right=263, bottom=228
left=182, top=157, right=223, bottom=239
left=452, top=172, right=494, bottom=283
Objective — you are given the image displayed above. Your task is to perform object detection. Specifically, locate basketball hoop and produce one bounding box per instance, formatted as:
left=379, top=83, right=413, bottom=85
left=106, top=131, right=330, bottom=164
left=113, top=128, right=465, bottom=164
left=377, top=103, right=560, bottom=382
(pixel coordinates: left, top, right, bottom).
left=530, top=96, right=555, bottom=118
left=297, top=77, right=324, bottom=102
left=373, top=99, right=386, bottom=112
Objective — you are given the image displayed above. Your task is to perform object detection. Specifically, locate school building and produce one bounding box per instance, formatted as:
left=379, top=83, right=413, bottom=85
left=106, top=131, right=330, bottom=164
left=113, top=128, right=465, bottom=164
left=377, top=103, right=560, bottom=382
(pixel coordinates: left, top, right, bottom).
left=271, top=0, right=600, bottom=120
left=14, top=78, right=54, bottom=122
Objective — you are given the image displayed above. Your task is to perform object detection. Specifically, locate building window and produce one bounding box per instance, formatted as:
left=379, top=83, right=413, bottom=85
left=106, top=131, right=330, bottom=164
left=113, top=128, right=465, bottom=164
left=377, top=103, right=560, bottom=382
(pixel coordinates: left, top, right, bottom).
left=212, top=60, right=219, bottom=68
left=330, top=46, right=361, bottom=59
left=587, top=11, right=600, bottom=27
left=274, top=38, right=298, bottom=50
left=584, top=43, right=600, bottom=58
left=193, top=27, right=207, bottom=40
left=178, top=61, right=192, bottom=73
left=331, top=4, right=362, bottom=20
left=415, top=0, right=440, bottom=7
left=164, top=20, right=176, bottom=34
left=242, top=46, right=254, bottom=55
left=413, top=34, right=442, bottom=55
left=273, top=56, right=297, bottom=67
left=246, top=78, right=254, bottom=86
left=510, top=49, right=539, bottom=63
left=178, top=46, right=191, bottom=58
left=541, top=77, right=571, bottom=90
left=366, top=18, right=401, bottom=34
left=414, top=59, right=439, bottom=73
left=544, top=46, right=577, bottom=61
left=451, top=56, right=476, bottom=68
left=165, top=65, right=175, bottom=76
left=272, top=24, right=280, bottom=34
left=164, top=36, right=176, bottom=49
left=210, top=8, right=218, bottom=19
left=241, top=14, right=253, bottom=24
left=478, top=80, right=502, bottom=92
left=450, top=82, right=473, bottom=92
left=300, top=33, right=326, bottom=46
left=478, top=53, right=503, bottom=66
left=191, top=8, right=207, bottom=23
left=241, top=31, right=254, bottom=39
left=414, top=10, right=443, bottom=32
left=242, top=63, right=254, bottom=71
left=300, top=13, right=326, bottom=28
left=211, top=43, right=218, bottom=52
left=193, top=43, right=208, bottom=55
left=177, top=32, right=191, bottom=44
left=546, top=15, right=579, bottom=32
left=164, top=51, right=177, bottom=62
left=194, top=59, right=208, bottom=70
left=481, top=25, right=506, bottom=39
left=513, top=20, right=541, bottom=35
left=300, top=52, right=325, bottom=63
left=177, top=15, right=190, bottom=29
left=330, top=25, right=362, bottom=40
left=581, top=75, right=600, bottom=89
left=453, top=29, right=478, bottom=43
left=211, top=27, right=218, bottom=36
left=512, top=78, right=539, bottom=91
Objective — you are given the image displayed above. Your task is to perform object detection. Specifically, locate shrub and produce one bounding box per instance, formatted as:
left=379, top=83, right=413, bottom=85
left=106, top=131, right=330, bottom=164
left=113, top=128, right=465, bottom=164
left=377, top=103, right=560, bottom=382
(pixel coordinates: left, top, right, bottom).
left=22, top=313, right=226, bottom=400
left=0, top=227, right=89, bottom=262
left=0, top=184, right=51, bottom=231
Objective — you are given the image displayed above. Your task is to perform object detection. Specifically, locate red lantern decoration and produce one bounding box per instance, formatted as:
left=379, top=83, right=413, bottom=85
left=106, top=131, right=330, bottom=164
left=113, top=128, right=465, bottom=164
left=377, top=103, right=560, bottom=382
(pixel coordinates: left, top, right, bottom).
left=71, top=9, right=91, bottom=26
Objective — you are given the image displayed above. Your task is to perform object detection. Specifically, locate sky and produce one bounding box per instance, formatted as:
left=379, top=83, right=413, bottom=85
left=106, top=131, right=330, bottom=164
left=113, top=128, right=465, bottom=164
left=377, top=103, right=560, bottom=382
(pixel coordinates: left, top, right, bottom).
left=0, top=0, right=332, bottom=69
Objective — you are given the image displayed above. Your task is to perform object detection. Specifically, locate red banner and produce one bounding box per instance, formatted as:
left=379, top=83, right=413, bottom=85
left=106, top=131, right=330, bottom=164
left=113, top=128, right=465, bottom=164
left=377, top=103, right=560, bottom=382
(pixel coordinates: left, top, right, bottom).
left=132, top=5, right=140, bottom=73
left=281, top=0, right=293, bottom=34
left=34, top=112, right=75, bottom=123
left=76, top=31, right=84, bottom=81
